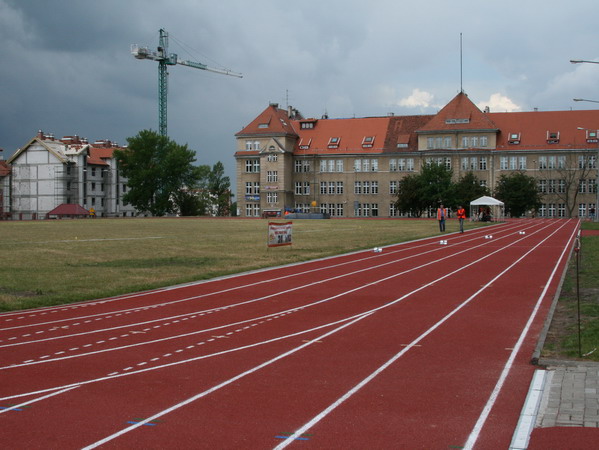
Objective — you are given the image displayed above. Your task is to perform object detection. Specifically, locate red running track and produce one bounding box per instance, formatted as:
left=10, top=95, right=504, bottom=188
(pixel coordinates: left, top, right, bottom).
left=0, top=219, right=584, bottom=449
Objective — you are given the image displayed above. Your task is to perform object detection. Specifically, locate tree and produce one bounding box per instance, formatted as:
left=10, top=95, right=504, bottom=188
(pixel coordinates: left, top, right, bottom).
left=452, top=172, right=490, bottom=213
left=114, top=130, right=202, bottom=216
left=551, top=153, right=594, bottom=218
left=207, top=162, right=232, bottom=216
left=395, top=163, right=454, bottom=217
left=494, top=172, right=543, bottom=217
left=396, top=173, right=427, bottom=217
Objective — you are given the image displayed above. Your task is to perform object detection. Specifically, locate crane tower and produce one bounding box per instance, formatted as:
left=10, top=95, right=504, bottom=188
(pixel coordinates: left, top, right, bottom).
left=131, top=29, right=242, bottom=137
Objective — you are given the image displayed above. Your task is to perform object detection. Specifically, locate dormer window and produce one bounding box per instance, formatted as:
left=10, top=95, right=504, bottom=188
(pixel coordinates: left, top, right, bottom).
left=300, top=120, right=317, bottom=129
left=362, top=136, right=375, bottom=148
left=328, top=137, right=341, bottom=149
left=298, top=138, right=311, bottom=150
left=547, top=131, right=560, bottom=144
left=258, top=123, right=269, bottom=129
left=508, top=132, right=521, bottom=145
left=585, top=129, right=599, bottom=143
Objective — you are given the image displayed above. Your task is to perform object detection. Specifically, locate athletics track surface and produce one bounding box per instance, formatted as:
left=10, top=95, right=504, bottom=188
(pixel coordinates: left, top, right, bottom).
left=0, top=218, right=593, bottom=449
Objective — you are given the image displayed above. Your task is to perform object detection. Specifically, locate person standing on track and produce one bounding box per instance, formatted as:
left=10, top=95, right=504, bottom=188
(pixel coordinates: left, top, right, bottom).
left=437, top=204, right=448, bottom=232
left=457, top=205, right=466, bottom=233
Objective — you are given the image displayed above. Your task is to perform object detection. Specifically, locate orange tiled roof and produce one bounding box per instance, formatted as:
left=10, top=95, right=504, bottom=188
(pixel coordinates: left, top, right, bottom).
left=490, top=110, right=599, bottom=151
left=418, top=92, right=498, bottom=132
left=236, top=104, right=298, bottom=137
left=87, top=147, right=116, bottom=166
left=0, top=160, right=10, bottom=176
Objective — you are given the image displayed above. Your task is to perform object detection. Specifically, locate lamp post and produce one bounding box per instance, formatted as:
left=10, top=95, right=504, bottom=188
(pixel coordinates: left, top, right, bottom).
left=571, top=58, right=599, bottom=221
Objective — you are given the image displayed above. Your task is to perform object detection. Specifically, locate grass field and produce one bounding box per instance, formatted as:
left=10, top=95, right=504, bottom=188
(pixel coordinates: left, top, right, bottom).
left=542, top=221, right=599, bottom=362
left=1, top=217, right=480, bottom=312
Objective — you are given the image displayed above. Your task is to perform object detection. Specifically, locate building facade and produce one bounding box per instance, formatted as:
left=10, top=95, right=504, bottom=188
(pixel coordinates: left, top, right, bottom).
left=4, top=131, right=137, bottom=219
left=234, top=93, right=598, bottom=219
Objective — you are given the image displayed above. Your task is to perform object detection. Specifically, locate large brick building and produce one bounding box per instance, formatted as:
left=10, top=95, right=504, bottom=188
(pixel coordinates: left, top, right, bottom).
left=234, top=92, right=598, bottom=219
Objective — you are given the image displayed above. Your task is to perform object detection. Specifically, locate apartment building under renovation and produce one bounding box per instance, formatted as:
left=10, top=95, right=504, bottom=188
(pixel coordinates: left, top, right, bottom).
left=2, top=131, right=136, bottom=219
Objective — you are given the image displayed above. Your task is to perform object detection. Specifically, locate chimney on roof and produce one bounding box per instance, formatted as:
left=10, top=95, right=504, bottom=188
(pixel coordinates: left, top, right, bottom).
left=484, top=106, right=490, bottom=113
left=37, top=130, right=44, bottom=139
left=534, top=107, right=538, bottom=112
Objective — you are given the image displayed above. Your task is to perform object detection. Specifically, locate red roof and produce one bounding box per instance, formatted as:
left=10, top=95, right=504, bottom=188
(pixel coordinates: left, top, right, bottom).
left=418, top=92, right=498, bottom=132
left=489, top=110, right=599, bottom=151
left=47, top=204, right=90, bottom=216
left=236, top=104, right=298, bottom=137
left=0, top=160, right=10, bottom=177
left=87, top=147, right=116, bottom=166
left=236, top=93, right=599, bottom=157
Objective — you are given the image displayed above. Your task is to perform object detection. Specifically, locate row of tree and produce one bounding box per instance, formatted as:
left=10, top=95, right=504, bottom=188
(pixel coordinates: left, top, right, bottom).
left=395, top=163, right=543, bottom=217
left=114, top=130, right=233, bottom=217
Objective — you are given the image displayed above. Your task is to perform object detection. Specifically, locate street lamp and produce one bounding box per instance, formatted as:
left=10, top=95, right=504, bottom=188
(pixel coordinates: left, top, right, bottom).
left=570, top=59, right=599, bottom=64
left=571, top=57, right=599, bottom=221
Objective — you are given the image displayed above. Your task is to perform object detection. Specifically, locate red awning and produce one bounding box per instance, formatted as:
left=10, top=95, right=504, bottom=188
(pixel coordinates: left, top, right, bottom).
left=47, top=204, right=90, bottom=216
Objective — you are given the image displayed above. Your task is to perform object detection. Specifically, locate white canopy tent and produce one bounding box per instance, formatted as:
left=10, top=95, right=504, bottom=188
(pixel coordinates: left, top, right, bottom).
left=470, top=196, right=505, bottom=222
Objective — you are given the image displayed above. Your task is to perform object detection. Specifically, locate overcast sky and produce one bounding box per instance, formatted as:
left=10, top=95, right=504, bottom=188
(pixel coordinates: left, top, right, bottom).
left=2, top=0, right=599, bottom=185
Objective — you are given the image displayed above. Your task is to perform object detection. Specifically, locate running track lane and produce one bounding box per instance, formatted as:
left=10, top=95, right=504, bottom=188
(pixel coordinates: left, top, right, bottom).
left=0, top=219, right=584, bottom=449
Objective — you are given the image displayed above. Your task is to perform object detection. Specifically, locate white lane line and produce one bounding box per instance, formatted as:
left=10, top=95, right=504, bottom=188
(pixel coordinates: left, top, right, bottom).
left=0, top=223, right=519, bottom=330
left=0, top=385, right=79, bottom=415
left=0, top=222, right=553, bottom=370
left=0, top=223, right=532, bottom=350
left=81, top=313, right=374, bottom=450
left=463, top=220, right=578, bottom=450
left=275, top=219, right=574, bottom=449
left=2, top=221, right=558, bottom=409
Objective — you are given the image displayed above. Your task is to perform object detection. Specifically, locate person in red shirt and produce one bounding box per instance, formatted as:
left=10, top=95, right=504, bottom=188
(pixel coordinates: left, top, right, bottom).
left=457, top=205, right=467, bottom=233
left=437, top=204, right=448, bottom=232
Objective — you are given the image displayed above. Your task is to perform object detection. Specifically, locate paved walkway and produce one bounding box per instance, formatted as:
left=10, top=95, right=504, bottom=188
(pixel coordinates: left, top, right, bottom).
left=536, top=361, right=599, bottom=428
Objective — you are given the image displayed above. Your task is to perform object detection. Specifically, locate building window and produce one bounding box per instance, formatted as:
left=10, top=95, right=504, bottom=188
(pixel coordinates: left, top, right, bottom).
left=558, top=179, right=566, bottom=194
left=245, top=160, right=260, bottom=173
left=266, top=192, right=278, bottom=203
left=328, top=137, right=340, bottom=148
left=336, top=160, right=343, bottom=172
left=406, top=158, right=414, bottom=171
left=267, top=153, right=278, bottom=162
left=390, top=181, right=398, bottom=194
left=389, top=159, right=397, bottom=172
left=320, top=182, right=327, bottom=195
left=267, top=171, right=278, bottom=182
left=479, top=157, right=487, bottom=170
left=558, top=155, right=566, bottom=169
left=548, top=156, right=556, bottom=169
left=548, top=179, right=556, bottom=193
left=558, top=204, right=566, bottom=218
left=519, top=156, right=527, bottom=170
left=509, top=157, right=517, bottom=170
left=579, top=180, right=587, bottom=194
left=539, top=156, right=547, bottom=170
left=354, top=182, right=362, bottom=195
left=500, top=157, right=508, bottom=170
left=538, top=179, right=547, bottom=193
left=579, top=203, right=587, bottom=218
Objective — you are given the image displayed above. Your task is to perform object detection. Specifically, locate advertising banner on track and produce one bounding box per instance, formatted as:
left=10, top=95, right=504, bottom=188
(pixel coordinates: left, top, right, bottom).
left=267, top=221, right=292, bottom=247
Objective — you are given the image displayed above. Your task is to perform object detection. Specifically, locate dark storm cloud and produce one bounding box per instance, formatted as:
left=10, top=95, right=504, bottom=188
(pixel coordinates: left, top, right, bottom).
left=2, top=0, right=599, bottom=184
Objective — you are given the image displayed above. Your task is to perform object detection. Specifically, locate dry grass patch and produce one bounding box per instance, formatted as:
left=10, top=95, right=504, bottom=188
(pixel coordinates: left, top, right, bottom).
left=0, top=217, right=484, bottom=311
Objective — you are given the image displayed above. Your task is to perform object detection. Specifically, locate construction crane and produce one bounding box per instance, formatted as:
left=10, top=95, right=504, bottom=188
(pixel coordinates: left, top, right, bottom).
left=131, top=29, right=242, bottom=137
